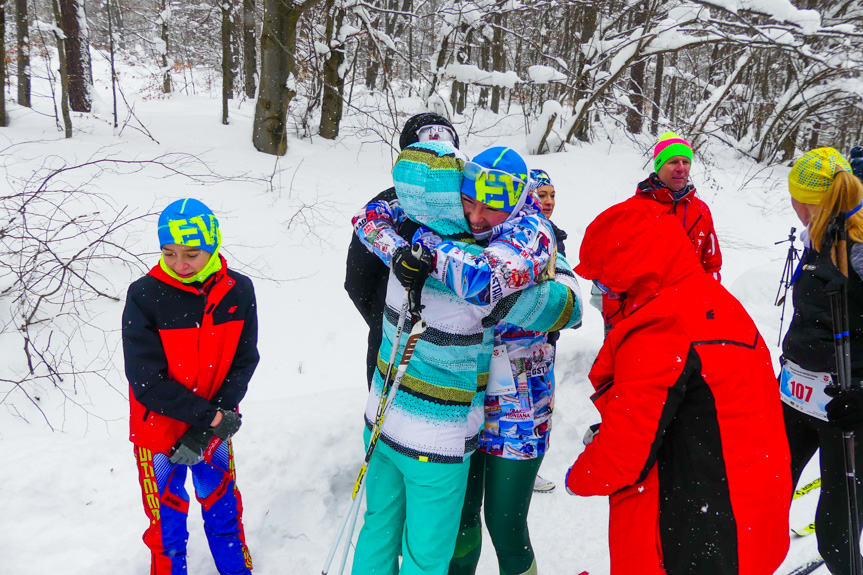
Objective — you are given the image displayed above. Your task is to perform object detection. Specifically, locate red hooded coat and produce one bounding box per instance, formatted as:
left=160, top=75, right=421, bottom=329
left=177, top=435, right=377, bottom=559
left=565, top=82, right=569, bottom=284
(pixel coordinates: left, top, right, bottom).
left=568, top=202, right=789, bottom=575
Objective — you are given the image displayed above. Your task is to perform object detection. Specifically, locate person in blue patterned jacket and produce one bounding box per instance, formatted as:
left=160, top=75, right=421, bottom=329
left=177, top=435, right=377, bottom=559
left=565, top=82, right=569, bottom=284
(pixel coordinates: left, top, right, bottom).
left=350, top=142, right=582, bottom=575
left=448, top=167, right=580, bottom=575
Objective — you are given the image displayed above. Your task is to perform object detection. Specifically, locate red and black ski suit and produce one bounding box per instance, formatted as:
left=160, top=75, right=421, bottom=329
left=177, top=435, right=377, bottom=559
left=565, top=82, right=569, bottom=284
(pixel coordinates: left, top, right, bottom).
left=123, top=256, right=259, bottom=454
left=601, top=174, right=722, bottom=330
left=123, top=256, right=259, bottom=574
left=567, top=201, right=790, bottom=575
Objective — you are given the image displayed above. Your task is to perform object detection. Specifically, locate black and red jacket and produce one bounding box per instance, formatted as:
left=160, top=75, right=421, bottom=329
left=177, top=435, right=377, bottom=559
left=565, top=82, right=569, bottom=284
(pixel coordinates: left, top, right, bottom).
left=568, top=201, right=790, bottom=575
left=122, top=255, right=259, bottom=453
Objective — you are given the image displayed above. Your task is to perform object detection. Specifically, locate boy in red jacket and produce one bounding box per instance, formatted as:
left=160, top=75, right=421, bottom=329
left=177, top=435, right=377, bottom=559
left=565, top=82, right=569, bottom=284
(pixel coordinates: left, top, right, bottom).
left=596, top=132, right=722, bottom=332
left=123, top=198, right=259, bottom=575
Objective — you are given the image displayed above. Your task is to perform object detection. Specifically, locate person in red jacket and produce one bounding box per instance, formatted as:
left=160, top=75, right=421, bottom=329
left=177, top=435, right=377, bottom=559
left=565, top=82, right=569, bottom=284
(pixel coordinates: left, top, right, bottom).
left=123, top=198, right=259, bottom=575
left=596, top=132, right=722, bottom=333
left=566, top=200, right=790, bottom=575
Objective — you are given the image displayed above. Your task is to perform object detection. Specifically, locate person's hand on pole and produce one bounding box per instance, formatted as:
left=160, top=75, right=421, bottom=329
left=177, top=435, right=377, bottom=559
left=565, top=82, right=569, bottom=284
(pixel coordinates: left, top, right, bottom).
left=826, top=386, right=863, bottom=432
left=392, top=243, right=433, bottom=314
left=392, top=243, right=433, bottom=289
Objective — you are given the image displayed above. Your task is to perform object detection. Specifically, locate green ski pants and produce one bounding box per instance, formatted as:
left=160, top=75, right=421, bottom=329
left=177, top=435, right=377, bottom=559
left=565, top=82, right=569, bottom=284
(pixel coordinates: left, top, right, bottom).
left=449, top=450, right=543, bottom=575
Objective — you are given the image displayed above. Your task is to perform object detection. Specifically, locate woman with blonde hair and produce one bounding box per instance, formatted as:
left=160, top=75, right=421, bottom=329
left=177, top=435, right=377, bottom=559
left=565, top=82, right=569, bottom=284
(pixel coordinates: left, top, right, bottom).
left=781, top=147, right=863, bottom=575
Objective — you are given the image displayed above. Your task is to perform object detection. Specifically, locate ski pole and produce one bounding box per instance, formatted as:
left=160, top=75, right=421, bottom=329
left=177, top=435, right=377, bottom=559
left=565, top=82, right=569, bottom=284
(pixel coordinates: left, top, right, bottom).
left=825, top=213, right=862, bottom=575
left=350, top=244, right=429, bottom=500
left=321, top=289, right=410, bottom=575
left=351, top=317, right=427, bottom=499
left=322, top=496, right=358, bottom=575
left=372, top=288, right=411, bottom=425
left=336, top=481, right=365, bottom=575
left=322, top=311, right=427, bottom=574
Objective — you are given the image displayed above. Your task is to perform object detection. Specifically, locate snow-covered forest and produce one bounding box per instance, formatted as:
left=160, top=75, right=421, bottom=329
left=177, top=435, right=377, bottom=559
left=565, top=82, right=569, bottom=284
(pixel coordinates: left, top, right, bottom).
left=0, top=0, right=861, bottom=574
left=9, top=0, right=863, bottom=157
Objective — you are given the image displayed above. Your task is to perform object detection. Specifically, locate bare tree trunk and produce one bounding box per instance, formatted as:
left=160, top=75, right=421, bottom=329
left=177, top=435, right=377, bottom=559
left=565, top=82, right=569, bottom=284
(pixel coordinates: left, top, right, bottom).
left=453, top=27, right=472, bottom=114
left=780, top=127, right=798, bottom=162
left=243, top=0, right=256, bottom=98
left=231, top=3, right=241, bottom=90
left=253, top=0, right=318, bottom=155
left=651, top=53, right=663, bottom=135
left=107, top=0, right=117, bottom=127
left=626, top=58, right=645, bottom=134
left=667, top=52, right=678, bottom=127
left=15, top=0, right=28, bottom=107
left=703, top=43, right=721, bottom=100
left=428, top=34, right=448, bottom=97
left=51, top=0, right=72, bottom=136
left=478, top=41, right=489, bottom=109
left=625, top=5, right=647, bottom=134
left=58, top=0, right=92, bottom=112
left=221, top=0, right=233, bottom=125
left=319, top=0, right=345, bottom=139
left=111, top=0, right=124, bottom=48
left=381, top=0, right=411, bottom=91
left=157, top=0, right=171, bottom=93
left=535, top=111, right=557, bottom=155
left=0, top=0, right=6, bottom=126
left=572, top=1, right=598, bottom=142
left=365, top=31, right=379, bottom=89
left=449, top=80, right=459, bottom=112
left=809, top=120, right=820, bottom=151
left=490, top=9, right=504, bottom=114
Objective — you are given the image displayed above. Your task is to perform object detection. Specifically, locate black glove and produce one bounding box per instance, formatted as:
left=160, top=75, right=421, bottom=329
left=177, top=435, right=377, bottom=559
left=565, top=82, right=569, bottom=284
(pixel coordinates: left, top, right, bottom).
left=825, top=387, right=863, bottom=432
left=169, top=427, right=216, bottom=466
left=392, top=244, right=433, bottom=290
left=212, top=409, right=242, bottom=441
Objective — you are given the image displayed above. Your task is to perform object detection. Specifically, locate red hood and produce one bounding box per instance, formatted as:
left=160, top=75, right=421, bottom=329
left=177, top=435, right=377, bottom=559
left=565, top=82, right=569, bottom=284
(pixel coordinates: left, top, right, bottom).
left=575, top=200, right=704, bottom=311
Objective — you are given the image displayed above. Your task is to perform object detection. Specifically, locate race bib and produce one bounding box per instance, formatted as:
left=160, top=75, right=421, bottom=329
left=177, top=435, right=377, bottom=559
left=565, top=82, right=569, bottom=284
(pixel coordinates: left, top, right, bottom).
left=779, top=357, right=834, bottom=422
left=488, top=345, right=517, bottom=396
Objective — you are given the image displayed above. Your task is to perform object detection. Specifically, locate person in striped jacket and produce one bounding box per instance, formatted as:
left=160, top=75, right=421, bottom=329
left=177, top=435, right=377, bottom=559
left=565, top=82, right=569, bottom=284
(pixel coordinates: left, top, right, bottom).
left=350, top=142, right=581, bottom=575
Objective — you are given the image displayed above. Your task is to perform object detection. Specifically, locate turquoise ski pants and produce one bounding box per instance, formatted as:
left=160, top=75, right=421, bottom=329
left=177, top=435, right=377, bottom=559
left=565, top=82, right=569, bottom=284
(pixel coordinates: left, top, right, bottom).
left=352, top=428, right=472, bottom=575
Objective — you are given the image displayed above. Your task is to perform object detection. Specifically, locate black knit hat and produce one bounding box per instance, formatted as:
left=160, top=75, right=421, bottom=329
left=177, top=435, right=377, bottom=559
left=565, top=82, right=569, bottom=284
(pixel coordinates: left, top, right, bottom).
left=399, top=113, right=460, bottom=150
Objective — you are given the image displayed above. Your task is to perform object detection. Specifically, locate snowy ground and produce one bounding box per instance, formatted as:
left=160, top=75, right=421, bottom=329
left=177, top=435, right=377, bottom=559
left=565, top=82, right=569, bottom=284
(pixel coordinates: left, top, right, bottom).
left=0, top=55, right=826, bottom=574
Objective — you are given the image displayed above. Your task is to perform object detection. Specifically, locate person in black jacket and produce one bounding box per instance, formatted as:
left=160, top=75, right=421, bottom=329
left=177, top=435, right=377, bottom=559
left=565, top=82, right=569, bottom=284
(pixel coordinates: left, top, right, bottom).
left=781, top=148, right=863, bottom=575
left=344, top=113, right=460, bottom=388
